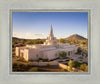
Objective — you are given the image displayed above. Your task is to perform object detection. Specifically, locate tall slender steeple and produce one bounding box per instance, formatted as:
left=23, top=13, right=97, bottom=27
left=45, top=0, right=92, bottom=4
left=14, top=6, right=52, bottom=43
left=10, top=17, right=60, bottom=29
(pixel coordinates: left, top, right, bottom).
left=50, top=24, right=54, bottom=37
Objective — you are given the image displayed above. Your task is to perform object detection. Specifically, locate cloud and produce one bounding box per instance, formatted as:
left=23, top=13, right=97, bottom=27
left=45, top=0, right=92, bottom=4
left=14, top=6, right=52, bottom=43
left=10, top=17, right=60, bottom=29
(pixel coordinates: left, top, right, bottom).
left=13, top=32, right=49, bottom=39
left=82, top=34, right=87, bottom=38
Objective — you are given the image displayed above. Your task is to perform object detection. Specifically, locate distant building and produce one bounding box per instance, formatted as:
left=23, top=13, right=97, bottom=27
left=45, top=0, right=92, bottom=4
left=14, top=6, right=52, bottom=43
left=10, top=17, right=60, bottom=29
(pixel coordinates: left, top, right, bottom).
left=15, top=25, right=78, bottom=61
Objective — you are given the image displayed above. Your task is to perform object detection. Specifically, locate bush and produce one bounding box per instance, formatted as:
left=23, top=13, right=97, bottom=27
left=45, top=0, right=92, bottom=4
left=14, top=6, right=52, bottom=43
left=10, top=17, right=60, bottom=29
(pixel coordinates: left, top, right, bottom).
left=77, top=47, right=82, bottom=54
left=80, top=64, right=88, bottom=72
left=59, top=51, right=67, bottom=58
left=68, top=60, right=74, bottom=71
left=43, top=59, right=49, bottom=62
left=73, top=61, right=82, bottom=68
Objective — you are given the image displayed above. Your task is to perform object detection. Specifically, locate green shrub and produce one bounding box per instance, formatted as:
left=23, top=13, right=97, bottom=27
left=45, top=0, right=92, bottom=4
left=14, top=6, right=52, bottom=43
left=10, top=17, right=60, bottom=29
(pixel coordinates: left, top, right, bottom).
left=73, top=61, right=82, bottom=68
left=80, top=64, right=88, bottom=72
left=59, top=51, right=67, bottom=58
left=77, top=47, right=82, bottom=54
left=68, top=60, right=74, bottom=71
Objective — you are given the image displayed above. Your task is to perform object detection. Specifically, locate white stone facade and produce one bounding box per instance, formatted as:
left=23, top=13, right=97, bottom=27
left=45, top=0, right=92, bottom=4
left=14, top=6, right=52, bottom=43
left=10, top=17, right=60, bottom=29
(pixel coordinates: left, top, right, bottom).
left=15, top=25, right=78, bottom=61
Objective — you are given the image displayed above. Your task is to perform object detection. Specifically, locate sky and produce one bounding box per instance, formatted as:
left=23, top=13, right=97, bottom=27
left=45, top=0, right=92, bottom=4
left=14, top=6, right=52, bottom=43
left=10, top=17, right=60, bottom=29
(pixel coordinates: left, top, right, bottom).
left=12, top=12, right=88, bottom=39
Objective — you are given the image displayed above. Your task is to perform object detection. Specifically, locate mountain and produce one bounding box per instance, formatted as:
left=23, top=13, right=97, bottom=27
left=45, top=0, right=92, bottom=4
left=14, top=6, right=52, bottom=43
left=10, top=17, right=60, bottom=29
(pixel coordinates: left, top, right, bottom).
left=66, top=34, right=87, bottom=40
left=12, top=37, right=46, bottom=40
left=12, top=37, right=20, bottom=40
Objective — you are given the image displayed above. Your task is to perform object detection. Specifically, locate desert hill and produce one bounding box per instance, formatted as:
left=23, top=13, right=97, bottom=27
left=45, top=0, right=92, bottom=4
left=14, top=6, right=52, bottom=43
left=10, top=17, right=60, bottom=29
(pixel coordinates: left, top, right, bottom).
left=66, top=34, right=87, bottom=40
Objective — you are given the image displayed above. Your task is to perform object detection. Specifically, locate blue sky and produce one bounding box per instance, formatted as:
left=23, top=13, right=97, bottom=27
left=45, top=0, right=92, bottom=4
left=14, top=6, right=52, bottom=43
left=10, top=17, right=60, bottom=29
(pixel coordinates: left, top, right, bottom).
left=13, top=12, right=88, bottom=39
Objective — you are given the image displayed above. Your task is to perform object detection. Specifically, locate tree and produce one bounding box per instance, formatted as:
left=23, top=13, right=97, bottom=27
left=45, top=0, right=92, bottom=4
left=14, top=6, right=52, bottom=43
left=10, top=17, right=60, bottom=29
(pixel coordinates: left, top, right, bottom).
left=73, top=61, right=82, bottom=68
left=77, top=47, right=82, bottom=54
left=68, top=60, right=74, bottom=71
left=80, top=64, right=88, bottom=72
left=59, top=51, right=67, bottom=58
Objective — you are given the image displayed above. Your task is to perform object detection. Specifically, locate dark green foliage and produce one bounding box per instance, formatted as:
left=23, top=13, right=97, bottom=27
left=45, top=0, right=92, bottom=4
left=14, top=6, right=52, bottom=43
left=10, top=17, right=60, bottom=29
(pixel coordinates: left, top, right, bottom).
left=73, top=61, right=88, bottom=72
left=77, top=47, right=82, bottom=54
left=12, top=38, right=45, bottom=48
left=25, top=39, right=45, bottom=45
left=73, top=61, right=82, bottom=68
left=59, top=51, right=67, bottom=58
left=43, top=59, right=49, bottom=62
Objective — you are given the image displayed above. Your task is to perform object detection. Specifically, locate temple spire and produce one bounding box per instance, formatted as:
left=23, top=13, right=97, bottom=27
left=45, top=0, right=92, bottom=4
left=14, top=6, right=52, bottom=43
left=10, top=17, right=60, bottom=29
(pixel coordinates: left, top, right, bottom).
left=50, top=24, right=54, bottom=37
left=44, top=24, right=57, bottom=45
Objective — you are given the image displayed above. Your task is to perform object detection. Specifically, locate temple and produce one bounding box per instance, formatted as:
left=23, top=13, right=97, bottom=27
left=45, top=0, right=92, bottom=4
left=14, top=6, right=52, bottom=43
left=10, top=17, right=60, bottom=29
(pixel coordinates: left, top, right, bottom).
left=16, top=25, right=78, bottom=61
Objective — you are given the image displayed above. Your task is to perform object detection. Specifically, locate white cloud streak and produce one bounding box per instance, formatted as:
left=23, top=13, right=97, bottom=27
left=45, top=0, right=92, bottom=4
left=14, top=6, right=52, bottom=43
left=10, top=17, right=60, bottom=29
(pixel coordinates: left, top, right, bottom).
left=13, top=32, right=49, bottom=39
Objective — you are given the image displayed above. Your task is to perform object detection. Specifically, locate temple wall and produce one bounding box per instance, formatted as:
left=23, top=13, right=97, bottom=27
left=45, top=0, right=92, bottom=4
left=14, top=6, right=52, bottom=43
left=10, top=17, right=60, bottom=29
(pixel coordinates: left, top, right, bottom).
left=45, top=51, right=58, bottom=60
left=23, top=49, right=29, bottom=61
left=28, top=49, right=39, bottom=60
left=15, top=47, right=20, bottom=56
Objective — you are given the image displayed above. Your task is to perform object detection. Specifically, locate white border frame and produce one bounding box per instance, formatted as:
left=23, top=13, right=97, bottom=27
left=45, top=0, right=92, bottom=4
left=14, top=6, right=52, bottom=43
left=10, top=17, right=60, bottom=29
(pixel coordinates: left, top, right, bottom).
left=0, top=0, right=100, bottom=84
